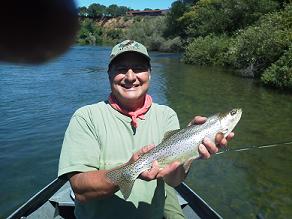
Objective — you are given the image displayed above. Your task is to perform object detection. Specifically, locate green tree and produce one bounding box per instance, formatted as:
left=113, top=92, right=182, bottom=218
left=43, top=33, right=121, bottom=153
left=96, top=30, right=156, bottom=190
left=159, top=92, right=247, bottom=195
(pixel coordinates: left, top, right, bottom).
left=78, top=6, right=88, bottom=17
left=182, top=0, right=199, bottom=5
left=87, top=3, right=106, bottom=17
left=107, top=4, right=119, bottom=17
left=261, top=46, right=292, bottom=89
left=105, top=5, right=129, bottom=17
left=180, top=0, right=279, bottom=39
left=118, top=6, right=130, bottom=16
left=183, top=34, right=230, bottom=65
left=225, top=4, right=292, bottom=77
left=164, top=1, right=190, bottom=37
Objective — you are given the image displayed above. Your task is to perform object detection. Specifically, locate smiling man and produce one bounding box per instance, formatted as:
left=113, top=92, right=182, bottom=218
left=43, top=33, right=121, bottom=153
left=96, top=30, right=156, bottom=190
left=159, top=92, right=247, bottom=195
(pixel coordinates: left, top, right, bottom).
left=58, top=40, right=233, bottom=219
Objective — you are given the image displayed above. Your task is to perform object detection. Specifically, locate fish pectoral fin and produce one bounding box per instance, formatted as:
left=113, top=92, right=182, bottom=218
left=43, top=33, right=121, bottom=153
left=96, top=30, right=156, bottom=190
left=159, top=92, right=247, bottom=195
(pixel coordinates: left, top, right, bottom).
left=163, top=129, right=180, bottom=141
left=119, top=179, right=135, bottom=200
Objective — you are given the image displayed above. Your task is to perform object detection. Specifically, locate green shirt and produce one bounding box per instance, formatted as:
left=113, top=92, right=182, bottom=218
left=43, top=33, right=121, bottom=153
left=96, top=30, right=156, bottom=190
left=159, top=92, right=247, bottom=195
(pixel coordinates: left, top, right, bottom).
left=58, top=101, right=184, bottom=219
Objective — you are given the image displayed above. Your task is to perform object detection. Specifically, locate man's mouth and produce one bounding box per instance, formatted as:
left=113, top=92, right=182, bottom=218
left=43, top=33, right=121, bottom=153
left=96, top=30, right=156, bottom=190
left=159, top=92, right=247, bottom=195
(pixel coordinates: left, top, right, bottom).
left=121, top=84, right=139, bottom=89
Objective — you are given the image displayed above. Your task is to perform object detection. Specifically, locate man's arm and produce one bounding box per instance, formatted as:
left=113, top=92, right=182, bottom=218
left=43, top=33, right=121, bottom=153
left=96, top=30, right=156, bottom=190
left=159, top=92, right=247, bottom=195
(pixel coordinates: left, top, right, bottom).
left=68, top=144, right=158, bottom=203
left=68, top=170, right=119, bottom=203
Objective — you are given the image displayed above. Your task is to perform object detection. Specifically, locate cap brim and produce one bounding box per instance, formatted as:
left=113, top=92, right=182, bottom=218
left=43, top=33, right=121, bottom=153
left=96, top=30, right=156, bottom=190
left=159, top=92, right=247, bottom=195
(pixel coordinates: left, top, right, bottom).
left=109, top=51, right=150, bottom=67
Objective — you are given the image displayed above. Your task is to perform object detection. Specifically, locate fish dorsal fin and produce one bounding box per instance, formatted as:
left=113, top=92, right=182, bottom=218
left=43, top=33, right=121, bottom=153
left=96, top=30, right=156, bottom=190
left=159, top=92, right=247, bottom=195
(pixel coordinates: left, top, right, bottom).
left=162, top=129, right=180, bottom=141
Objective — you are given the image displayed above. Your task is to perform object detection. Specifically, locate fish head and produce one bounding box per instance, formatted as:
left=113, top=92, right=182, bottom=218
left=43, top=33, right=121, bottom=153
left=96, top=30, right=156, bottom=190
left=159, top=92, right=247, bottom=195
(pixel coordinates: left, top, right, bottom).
left=218, top=108, right=242, bottom=136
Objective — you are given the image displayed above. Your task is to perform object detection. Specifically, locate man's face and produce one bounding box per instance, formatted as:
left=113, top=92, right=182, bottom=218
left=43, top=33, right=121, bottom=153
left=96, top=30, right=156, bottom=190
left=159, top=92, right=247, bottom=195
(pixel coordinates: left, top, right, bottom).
left=109, top=52, right=151, bottom=106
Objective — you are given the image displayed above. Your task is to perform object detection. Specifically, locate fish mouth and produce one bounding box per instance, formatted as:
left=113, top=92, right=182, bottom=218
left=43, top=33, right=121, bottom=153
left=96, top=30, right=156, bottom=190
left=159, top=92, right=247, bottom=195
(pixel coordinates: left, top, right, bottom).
left=219, top=108, right=242, bottom=118
left=219, top=108, right=242, bottom=136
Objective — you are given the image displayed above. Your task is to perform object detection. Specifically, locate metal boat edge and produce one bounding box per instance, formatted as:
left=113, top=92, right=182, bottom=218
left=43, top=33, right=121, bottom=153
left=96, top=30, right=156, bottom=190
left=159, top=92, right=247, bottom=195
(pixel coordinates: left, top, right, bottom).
left=7, top=178, right=223, bottom=219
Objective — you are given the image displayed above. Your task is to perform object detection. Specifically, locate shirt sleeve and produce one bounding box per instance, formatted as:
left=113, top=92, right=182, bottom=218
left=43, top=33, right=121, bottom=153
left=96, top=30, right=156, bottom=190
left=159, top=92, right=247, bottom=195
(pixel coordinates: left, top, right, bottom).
left=58, top=111, right=100, bottom=178
left=165, top=107, right=180, bottom=132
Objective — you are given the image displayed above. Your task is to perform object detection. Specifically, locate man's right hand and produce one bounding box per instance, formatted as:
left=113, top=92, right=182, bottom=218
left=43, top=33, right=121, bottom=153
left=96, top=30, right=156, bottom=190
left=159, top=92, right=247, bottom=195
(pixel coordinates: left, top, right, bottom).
left=129, top=145, right=183, bottom=183
left=127, top=144, right=161, bottom=181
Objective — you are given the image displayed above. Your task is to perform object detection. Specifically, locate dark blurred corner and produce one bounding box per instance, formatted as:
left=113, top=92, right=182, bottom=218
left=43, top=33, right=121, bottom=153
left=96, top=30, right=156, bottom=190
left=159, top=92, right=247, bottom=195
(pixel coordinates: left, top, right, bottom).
left=0, top=0, right=79, bottom=64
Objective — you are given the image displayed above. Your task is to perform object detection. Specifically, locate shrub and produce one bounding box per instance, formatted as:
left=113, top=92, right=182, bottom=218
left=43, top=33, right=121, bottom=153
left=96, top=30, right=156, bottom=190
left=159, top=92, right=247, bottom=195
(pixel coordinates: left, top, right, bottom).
left=160, top=37, right=183, bottom=52
left=124, top=16, right=184, bottom=52
left=179, top=0, right=279, bottom=39
left=183, top=34, right=230, bottom=65
left=77, top=19, right=104, bottom=45
left=225, top=4, right=292, bottom=77
left=261, top=46, right=292, bottom=89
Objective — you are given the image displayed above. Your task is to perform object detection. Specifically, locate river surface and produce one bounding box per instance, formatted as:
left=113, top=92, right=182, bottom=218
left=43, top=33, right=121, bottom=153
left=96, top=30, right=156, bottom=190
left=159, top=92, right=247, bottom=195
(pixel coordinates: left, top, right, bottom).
left=1, top=46, right=292, bottom=218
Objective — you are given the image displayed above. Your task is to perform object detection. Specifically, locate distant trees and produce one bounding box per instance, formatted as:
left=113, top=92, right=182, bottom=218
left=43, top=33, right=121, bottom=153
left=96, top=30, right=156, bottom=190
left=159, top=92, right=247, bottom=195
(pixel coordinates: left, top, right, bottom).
left=182, top=0, right=199, bottom=5
left=78, top=6, right=88, bottom=17
left=164, top=1, right=189, bottom=37
left=87, top=3, right=106, bottom=17
left=107, top=5, right=129, bottom=17
left=77, top=3, right=130, bottom=18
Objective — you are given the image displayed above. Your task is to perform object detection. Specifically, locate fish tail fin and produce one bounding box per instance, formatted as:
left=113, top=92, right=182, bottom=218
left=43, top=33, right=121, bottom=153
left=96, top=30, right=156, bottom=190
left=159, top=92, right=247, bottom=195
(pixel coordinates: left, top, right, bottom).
left=106, top=164, right=140, bottom=200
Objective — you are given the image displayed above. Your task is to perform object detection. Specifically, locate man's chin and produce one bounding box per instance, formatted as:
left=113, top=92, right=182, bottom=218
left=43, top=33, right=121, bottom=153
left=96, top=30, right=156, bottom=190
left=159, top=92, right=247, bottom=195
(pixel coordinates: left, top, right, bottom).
left=120, top=92, right=145, bottom=101
left=123, top=94, right=141, bottom=101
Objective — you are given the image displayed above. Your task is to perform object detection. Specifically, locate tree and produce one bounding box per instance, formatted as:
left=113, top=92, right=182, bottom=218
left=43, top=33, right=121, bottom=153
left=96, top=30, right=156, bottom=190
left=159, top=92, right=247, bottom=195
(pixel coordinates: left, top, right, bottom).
left=107, top=4, right=119, bottom=17
left=87, top=3, right=106, bottom=17
left=164, top=1, right=190, bottom=37
left=118, top=6, right=130, bottom=16
left=182, top=0, right=199, bottom=5
left=179, top=0, right=280, bottom=38
left=106, top=5, right=129, bottom=17
left=78, top=6, right=88, bottom=17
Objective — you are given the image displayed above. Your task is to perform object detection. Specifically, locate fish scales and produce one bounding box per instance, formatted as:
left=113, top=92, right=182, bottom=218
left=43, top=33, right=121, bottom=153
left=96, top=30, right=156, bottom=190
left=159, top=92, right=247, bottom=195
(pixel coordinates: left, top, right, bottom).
left=106, top=108, right=242, bottom=200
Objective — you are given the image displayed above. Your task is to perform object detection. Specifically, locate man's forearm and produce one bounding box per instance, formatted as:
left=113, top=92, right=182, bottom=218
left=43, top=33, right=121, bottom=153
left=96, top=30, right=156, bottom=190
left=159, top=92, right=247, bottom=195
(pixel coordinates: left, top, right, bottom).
left=68, top=170, right=119, bottom=203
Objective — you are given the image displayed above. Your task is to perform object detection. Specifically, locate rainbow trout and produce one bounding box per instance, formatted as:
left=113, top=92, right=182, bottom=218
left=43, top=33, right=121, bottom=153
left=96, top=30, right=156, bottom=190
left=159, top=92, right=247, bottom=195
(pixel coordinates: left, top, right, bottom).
left=106, top=108, right=242, bottom=200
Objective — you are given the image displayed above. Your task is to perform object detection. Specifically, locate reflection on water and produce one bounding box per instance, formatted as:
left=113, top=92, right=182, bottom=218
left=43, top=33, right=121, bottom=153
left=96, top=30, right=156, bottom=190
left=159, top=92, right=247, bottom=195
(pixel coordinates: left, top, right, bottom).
left=158, top=57, right=292, bottom=218
left=0, top=46, right=291, bottom=218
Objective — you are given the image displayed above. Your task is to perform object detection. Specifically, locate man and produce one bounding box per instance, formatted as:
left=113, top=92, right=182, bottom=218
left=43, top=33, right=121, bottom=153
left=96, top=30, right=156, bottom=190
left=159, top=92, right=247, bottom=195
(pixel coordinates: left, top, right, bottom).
left=58, top=40, right=233, bottom=219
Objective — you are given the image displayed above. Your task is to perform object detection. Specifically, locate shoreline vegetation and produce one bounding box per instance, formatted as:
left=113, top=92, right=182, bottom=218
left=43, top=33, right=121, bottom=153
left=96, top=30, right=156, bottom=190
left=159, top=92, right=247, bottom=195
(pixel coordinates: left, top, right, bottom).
left=77, top=1, right=292, bottom=90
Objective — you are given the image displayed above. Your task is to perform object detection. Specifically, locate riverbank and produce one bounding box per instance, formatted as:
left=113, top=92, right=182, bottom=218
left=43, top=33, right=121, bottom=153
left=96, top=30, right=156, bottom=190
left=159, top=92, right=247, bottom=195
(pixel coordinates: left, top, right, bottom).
left=77, top=1, right=292, bottom=91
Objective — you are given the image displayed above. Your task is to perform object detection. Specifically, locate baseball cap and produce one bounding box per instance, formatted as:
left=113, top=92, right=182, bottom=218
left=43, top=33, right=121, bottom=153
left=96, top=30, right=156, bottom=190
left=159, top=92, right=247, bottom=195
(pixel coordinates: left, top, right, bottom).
left=109, top=40, right=150, bottom=67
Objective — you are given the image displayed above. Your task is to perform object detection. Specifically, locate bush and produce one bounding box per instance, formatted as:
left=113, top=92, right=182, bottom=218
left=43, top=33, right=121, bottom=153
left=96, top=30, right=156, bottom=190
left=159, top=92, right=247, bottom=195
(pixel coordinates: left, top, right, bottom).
left=183, top=34, right=230, bottom=65
left=124, top=16, right=184, bottom=52
left=124, top=17, right=164, bottom=43
left=160, top=37, right=183, bottom=52
left=179, top=0, right=279, bottom=39
left=103, top=29, right=123, bottom=42
left=261, top=46, right=292, bottom=89
left=225, top=4, right=292, bottom=77
left=77, top=19, right=103, bottom=45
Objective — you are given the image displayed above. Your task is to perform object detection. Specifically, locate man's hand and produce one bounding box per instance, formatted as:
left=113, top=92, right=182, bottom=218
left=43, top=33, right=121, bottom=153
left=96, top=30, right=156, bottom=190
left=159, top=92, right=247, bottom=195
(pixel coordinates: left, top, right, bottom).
left=127, top=145, right=182, bottom=182
left=189, top=116, right=234, bottom=159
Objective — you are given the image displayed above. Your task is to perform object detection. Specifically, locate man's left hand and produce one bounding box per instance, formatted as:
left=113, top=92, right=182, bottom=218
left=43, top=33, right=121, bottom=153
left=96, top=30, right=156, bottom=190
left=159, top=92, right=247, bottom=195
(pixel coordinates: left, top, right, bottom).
left=189, top=116, right=234, bottom=159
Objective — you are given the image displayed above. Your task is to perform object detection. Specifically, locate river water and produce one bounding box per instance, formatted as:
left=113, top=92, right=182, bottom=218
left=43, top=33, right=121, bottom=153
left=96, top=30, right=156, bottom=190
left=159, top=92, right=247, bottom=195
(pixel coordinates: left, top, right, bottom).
left=1, top=46, right=291, bottom=218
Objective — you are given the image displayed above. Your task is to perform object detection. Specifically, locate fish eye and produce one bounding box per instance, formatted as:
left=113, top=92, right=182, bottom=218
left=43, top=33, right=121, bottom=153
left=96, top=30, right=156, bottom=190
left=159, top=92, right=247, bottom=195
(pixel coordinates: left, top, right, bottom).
left=230, top=109, right=237, bottom=116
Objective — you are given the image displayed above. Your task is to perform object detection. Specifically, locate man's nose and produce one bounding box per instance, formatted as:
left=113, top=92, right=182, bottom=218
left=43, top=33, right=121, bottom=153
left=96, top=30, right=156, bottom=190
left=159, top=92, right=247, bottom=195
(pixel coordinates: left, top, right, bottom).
left=125, top=68, right=136, bottom=81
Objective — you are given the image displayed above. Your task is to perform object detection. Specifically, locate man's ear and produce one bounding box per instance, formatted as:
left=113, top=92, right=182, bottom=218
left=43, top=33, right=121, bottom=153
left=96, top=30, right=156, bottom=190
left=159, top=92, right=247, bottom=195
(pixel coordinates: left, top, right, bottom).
left=148, top=71, right=151, bottom=80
